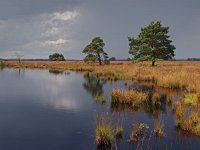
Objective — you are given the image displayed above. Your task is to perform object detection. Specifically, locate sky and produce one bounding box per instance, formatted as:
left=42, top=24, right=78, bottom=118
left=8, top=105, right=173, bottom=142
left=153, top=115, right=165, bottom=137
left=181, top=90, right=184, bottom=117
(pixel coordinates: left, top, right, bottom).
left=0, top=0, right=199, bottom=59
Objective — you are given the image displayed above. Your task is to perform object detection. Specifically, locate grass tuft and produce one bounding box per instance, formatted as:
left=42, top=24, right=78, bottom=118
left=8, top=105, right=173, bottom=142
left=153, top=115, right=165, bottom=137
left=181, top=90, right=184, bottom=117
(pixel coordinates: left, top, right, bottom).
left=110, top=88, right=148, bottom=107
left=95, top=114, right=113, bottom=147
left=183, top=94, right=198, bottom=106
left=154, top=120, right=164, bottom=137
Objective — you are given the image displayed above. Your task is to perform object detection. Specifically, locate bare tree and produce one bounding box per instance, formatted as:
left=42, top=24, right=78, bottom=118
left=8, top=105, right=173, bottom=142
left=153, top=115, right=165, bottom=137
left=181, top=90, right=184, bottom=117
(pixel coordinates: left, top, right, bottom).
left=15, top=53, right=24, bottom=63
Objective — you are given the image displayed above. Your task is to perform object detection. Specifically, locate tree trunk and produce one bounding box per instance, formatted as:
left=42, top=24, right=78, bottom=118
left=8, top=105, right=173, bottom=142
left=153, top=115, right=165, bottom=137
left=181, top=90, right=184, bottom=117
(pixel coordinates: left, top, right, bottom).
left=152, top=60, right=155, bottom=66
left=97, top=54, right=102, bottom=65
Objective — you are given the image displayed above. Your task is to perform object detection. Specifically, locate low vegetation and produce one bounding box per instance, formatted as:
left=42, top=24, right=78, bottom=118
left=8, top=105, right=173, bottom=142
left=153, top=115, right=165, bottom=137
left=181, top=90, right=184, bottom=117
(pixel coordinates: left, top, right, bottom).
left=110, top=88, right=148, bottom=107
left=95, top=115, right=113, bottom=147
left=183, top=94, right=198, bottom=106
left=0, top=60, right=5, bottom=68
left=172, top=97, right=200, bottom=135
left=128, top=123, right=149, bottom=142
left=115, top=125, right=123, bottom=138
left=153, top=120, right=164, bottom=137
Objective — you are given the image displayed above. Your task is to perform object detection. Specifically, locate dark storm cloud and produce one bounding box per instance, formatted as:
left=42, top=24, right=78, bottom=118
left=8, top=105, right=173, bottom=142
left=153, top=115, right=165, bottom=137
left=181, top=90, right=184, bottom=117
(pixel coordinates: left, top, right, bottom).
left=0, top=0, right=81, bottom=19
left=0, top=0, right=200, bottom=59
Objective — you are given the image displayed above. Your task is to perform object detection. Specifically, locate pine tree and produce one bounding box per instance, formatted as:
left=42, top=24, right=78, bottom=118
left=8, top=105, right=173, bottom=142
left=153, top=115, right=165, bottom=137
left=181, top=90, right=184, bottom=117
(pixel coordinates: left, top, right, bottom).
left=128, top=21, right=175, bottom=66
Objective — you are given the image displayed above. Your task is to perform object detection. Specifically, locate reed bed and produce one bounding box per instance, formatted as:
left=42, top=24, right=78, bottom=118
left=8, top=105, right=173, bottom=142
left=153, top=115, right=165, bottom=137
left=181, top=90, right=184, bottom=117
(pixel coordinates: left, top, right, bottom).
left=110, top=88, right=148, bottom=107
left=172, top=99, right=200, bottom=135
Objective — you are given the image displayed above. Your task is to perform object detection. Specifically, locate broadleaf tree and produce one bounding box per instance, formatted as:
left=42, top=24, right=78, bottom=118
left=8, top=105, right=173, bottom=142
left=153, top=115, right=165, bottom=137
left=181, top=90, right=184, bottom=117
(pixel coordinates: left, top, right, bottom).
left=82, top=37, right=108, bottom=65
left=49, top=53, right=65, bottom=61
left=128, top=21, right=175, bottom=66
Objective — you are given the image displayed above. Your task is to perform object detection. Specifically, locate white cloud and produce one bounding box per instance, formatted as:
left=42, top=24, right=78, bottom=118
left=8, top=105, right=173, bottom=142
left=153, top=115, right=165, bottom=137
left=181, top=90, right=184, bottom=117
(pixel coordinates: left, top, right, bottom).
left=45, top=27, right=59, bottom=36
left=44, top=38, right=67, bottom=45
left=51, top=11, right=78, bottom=21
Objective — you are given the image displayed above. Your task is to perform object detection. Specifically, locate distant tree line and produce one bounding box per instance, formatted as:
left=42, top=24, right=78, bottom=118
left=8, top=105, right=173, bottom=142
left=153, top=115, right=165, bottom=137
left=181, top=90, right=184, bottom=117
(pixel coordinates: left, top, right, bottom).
left=187, top=58, right=200, bottom=61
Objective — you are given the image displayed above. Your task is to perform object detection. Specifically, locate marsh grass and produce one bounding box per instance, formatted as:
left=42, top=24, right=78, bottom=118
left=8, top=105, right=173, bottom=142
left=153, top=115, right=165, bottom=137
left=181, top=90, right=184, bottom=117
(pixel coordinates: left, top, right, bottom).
left=183, top=94, right=198, bottom=106
left=4, top=61, right=200, bottom=93
left=152, top=93, right=162, bottom=106
left=172, top=101, right=184, bottom=127
left=181, top=111, right=200, bottom=132
left=110, top=88, right=148, bottom=107
left=153, top=120, right=164, bottom=137
left=115, top=125, right=123, bottom=138
left=95, top=115, right=113, bottom=147
left=128, top=123, right=149, bottom=142
left=172, top=100, right=200, bottom=135
left=0, top=61, right=5, bottom=69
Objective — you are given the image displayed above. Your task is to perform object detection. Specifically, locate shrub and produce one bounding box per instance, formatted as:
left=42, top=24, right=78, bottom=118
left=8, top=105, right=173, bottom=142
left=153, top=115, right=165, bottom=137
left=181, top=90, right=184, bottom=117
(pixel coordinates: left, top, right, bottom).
left=49, top=53, right=65, bottom=61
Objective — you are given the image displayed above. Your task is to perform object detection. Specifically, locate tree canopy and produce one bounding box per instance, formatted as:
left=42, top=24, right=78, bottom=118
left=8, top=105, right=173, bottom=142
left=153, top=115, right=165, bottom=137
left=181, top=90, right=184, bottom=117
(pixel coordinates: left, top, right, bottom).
left=82, top=37, right=108, bottom=65
left=49, top=53, right=65, bottom=61
left=128, top=21, right=175, bottom=66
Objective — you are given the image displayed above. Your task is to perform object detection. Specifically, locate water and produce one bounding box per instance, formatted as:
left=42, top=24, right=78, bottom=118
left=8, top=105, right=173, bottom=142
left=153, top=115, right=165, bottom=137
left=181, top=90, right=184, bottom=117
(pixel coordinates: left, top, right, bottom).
left=0, top=69, right=200, bottom=150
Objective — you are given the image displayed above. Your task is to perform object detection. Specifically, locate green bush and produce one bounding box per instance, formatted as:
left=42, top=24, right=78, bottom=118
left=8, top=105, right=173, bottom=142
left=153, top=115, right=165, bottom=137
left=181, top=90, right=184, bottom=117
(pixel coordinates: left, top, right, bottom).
left=49, top=53, right=65, bottom=61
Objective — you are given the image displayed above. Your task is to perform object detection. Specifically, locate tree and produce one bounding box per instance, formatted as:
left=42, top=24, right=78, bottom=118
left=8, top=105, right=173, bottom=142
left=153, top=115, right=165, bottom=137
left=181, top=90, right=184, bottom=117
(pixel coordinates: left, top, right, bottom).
left=82, top=37, right=108, bottom=65
left=15, top=53, right=24, bottom=63
left=49, top=53, right=65, bottom=61
left=83, top=54, right=96, bottom=62
left=128, top=21, right=175, bottom=66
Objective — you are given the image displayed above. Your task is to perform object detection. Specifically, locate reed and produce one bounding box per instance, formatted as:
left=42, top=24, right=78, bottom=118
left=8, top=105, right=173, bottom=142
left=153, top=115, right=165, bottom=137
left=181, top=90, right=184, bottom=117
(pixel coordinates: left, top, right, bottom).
left=172, top=101, right=184, bottom=127
left=153, top=120, right=164, bottom=137
left=115, top=125, right=123, bottom=138
left=110, top=88, right=148, bottom=107
left=128, top=123, right=149, bottom=142
left=95, top=115, right=113, bottom=147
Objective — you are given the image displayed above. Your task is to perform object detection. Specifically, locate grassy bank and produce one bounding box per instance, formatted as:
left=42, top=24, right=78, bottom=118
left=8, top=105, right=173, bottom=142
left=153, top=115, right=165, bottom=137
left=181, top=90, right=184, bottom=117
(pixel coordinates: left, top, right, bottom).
left=3, top=60, right=200, bottom=93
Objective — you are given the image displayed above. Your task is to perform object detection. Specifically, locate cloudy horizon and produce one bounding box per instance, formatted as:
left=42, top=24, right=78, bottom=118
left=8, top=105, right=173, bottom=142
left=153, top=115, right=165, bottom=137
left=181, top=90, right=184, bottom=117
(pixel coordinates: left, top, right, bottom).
left=0, top=0, right=199, bottom=59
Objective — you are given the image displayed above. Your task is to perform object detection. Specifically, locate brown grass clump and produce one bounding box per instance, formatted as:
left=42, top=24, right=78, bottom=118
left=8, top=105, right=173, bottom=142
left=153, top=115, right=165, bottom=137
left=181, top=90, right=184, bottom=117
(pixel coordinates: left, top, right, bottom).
left=172, top=100, right=200, bottom=135
left=181, top=111, right=200, bottom=132
left=152, top=93, right=162, bottom=106
left=153, top=120, right=164, bottom=137
left=128, top=123, right=149, bottom=142
left=110, top=88, right=148, bottom=107
left=95, top=115, right=113, bottom=147
left=172, top=101, right=184, bottom=127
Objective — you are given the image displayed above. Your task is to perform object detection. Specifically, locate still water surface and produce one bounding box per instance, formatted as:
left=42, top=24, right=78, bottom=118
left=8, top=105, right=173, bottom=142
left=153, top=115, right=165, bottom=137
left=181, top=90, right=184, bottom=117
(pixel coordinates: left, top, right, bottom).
left=0, top=69, right=200, bottom=150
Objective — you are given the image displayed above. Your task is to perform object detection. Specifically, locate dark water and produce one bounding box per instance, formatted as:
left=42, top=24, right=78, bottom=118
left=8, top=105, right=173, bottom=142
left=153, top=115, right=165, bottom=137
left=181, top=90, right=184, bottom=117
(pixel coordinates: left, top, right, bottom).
left=0, top=69, right=200, bottom=150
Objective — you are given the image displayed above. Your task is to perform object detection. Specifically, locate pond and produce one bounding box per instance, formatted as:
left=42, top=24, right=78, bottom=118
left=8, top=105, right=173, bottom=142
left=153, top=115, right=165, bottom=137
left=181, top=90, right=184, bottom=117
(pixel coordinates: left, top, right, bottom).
left=0, top=69, right=200, bottom=150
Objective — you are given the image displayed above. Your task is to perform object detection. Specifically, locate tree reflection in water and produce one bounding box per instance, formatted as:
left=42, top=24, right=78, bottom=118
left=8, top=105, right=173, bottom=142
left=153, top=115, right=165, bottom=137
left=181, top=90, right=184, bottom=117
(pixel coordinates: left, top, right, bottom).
left=83, top=72, right=106, bottom=104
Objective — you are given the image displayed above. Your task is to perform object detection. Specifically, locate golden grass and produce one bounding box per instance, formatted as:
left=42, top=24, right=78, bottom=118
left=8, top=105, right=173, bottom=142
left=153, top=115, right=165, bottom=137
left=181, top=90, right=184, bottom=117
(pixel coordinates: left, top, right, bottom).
left=95, top=115, right=113, bottom=147
left=172, top=99, right=200, bottom=135
left=110, top=88, right=148, bottom=107
left=3, top=61, right=200, bottom=93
